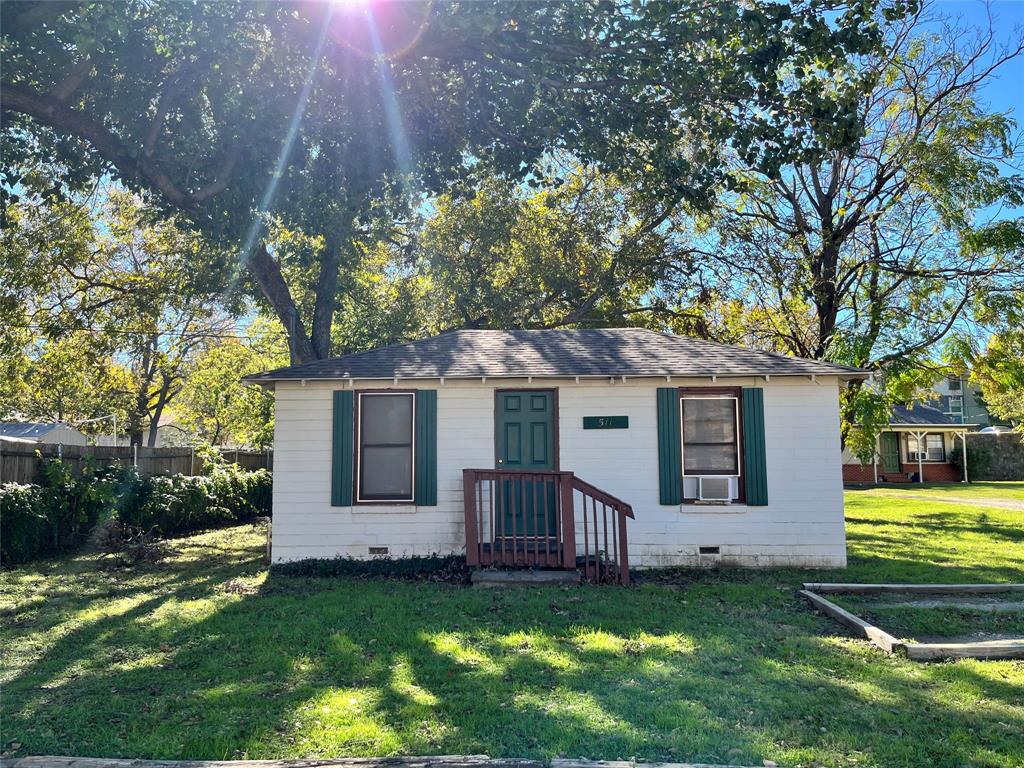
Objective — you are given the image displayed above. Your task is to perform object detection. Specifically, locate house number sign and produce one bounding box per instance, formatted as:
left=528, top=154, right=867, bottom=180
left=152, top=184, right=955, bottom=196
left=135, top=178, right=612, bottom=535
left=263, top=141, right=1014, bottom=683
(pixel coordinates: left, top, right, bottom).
left=583, top=416, right=629, bottom=430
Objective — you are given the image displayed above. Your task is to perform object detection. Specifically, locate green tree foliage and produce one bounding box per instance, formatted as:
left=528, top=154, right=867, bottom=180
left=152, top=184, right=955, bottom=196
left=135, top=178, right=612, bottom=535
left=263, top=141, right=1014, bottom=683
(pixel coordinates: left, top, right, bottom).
left=2, top=0, right=900, bottom=362
left=1, top=191, right=235, bottom=445
left=12, top=335, right=135, bottom=433
left=953, top=292, right=1024, bottom=429
left=175, top=319, right=288, bottom=448
left=409, top=166, right=699, bottom=332
left=676, top=9, right=1024, bottom=454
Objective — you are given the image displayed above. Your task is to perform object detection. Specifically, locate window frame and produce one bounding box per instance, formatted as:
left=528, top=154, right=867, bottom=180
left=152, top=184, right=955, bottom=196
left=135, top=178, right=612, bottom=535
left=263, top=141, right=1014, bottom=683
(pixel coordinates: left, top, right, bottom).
left=905, top=433, right=946, bottom=463
left=354, top=390, right=416, bottom=504
left=947, top=395, right=963, bottom=414
left=677, top=387, right=745, bottom=503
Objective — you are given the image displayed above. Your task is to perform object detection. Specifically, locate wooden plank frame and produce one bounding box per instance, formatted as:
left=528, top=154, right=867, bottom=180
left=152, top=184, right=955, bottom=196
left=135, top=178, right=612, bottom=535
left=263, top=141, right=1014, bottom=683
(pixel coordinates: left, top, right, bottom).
left=801, top=583, right=1024, bottom=661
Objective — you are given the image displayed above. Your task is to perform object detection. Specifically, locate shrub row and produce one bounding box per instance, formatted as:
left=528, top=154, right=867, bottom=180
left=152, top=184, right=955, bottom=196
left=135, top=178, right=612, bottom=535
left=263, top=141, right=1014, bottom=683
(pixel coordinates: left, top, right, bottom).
left=0, top=459, right=271, bottom=566
left=272, top=554, right=470, bottom=583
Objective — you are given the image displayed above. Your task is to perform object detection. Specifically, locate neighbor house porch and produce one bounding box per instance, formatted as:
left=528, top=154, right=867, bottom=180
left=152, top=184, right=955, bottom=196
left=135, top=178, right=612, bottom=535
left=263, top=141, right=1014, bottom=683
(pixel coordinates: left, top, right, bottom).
left=842, top=404, right=978, bottom=485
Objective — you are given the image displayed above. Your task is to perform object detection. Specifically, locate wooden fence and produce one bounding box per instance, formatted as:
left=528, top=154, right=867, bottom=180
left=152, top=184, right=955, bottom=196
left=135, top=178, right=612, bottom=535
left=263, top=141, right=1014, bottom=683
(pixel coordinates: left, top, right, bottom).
left=0, top=443, right=273, bottom=485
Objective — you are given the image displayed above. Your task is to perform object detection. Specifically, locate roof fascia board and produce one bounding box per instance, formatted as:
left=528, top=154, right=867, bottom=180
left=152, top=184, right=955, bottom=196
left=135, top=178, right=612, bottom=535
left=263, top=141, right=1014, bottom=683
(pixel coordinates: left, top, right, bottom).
left=246, top=371, right=864, bottom=384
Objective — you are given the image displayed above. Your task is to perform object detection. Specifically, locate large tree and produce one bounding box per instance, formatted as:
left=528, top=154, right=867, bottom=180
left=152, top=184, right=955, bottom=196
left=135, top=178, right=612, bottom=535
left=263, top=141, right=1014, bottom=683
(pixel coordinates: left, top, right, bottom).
left=2, top=0, right=896, bottom=363
left=670, top=5, right=1024, bottom=450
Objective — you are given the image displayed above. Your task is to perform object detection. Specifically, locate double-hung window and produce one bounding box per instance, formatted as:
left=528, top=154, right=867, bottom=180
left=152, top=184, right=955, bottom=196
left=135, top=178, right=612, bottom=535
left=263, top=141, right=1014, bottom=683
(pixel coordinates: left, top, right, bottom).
left=356, top=392, right=415, bottom=502
left=680, top=391, right=742, bottom=500
left=907, top=433, right=945, bottom=462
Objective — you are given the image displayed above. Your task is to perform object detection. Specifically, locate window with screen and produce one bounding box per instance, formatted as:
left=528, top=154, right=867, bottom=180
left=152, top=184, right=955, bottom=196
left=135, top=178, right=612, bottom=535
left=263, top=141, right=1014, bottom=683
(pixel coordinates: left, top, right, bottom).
left=357, top=392, right=414, bottom=502
left=680, top=396, right=740, bottom=475
left=907, top=433, right=945, bottom=462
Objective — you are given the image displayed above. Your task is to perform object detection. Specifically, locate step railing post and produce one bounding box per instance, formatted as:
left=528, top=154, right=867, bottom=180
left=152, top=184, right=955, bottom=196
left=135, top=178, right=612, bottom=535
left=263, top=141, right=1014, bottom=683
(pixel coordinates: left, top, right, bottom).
left=463, top=469, right=480, bottom=566
left=617, top=507, right=631, bottom=585
left=559, top=472, right=576, bottom=571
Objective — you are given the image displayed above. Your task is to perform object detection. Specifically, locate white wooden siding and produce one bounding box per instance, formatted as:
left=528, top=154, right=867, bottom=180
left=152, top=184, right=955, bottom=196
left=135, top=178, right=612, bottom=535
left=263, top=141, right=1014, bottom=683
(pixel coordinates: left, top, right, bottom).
left=271, top=377, right=847, bottom=567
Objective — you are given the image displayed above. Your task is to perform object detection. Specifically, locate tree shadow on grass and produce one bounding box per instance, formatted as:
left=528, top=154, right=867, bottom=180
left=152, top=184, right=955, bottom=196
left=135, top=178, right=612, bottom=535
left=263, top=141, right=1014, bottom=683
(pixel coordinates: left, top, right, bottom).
left=3, top=542, right=1023, bottom=768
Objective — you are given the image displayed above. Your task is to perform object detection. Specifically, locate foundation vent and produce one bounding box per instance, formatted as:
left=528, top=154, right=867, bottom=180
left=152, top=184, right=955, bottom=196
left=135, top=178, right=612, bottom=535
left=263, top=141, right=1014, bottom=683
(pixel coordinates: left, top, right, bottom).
left=368, top=546, right=389, bottom=556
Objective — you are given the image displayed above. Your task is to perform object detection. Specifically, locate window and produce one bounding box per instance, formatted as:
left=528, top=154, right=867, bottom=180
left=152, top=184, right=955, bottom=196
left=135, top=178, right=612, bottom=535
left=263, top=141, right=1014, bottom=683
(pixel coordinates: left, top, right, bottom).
left=356, top=392, right=414, bottom=502
left=907, top=433, right=945, bottom=462
left=947, top=376, right=962, bottom=391
left=681, top=397, right=739, bottom=474
left=680, top=393, right=740, bottom=474
left=947, top=396, right=963, bottom=414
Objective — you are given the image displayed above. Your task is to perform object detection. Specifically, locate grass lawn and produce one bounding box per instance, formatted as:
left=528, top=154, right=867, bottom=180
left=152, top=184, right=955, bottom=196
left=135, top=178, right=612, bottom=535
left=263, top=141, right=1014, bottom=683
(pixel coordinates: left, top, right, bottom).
left=854, top=480, right=1024, bottom=503
left=2, top=490, right=1022, bottom=768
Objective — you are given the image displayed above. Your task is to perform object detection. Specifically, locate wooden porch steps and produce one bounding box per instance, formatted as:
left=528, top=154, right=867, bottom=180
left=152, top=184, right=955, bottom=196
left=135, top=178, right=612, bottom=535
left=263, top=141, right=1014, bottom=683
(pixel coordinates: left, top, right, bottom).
left=471, top=569, right=582, bottom=587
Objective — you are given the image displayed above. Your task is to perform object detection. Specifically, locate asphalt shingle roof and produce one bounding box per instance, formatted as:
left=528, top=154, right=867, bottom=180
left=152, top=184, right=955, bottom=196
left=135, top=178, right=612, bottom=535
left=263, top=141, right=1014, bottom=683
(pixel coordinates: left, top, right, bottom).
left=889, top=404, right=977, bottom=427
left=246, top=328, right=868, bottom=383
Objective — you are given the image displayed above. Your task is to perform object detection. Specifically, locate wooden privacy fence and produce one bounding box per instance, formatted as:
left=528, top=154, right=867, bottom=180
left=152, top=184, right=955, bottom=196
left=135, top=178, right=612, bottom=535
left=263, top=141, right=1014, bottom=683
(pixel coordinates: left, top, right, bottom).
left=0, top=443, right=273, bottom=485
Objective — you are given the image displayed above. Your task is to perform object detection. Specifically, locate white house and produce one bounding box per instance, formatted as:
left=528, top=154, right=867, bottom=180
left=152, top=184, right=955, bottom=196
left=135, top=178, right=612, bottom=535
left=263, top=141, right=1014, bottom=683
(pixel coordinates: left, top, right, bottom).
left=0, top=421, right=88, bottom=446
left=246, top=329, right=867, bottom=580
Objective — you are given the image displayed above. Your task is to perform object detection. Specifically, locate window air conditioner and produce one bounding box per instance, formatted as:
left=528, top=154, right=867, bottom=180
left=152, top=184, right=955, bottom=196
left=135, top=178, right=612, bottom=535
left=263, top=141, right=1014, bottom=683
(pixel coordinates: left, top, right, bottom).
left=698, top=476, right=732, bottom=502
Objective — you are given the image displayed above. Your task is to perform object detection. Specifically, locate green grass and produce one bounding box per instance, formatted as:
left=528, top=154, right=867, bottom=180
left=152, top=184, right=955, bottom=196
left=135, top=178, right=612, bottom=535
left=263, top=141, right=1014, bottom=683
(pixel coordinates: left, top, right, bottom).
left=854, top=480, right=1024, bottom=503
left=2, top=491, right=1023, bottom=767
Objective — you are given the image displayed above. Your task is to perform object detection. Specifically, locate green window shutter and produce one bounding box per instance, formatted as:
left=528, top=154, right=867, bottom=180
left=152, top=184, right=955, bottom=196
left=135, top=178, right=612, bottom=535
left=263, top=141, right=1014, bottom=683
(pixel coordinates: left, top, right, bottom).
left=742, top=387, right=768, bottom=506
left=331, top=390, right=354, bottom=506
left=656, top=387, right=682, bottom=505
left=414, top=389, right=437, bottom=506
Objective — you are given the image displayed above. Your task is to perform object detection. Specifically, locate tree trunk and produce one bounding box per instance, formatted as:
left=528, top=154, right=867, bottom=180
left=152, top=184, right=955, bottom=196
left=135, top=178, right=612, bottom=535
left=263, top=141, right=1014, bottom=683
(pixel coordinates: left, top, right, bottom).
left=147, top=372, right=174, bottom=448
left=310, top=240, right=345, bottom=360
left=246, top=243, right=318, bottom=364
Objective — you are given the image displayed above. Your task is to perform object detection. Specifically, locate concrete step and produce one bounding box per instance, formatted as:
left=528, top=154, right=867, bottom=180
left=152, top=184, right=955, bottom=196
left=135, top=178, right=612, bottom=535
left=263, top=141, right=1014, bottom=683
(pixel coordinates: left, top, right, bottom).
left=471, top=569, right=581, bottom=587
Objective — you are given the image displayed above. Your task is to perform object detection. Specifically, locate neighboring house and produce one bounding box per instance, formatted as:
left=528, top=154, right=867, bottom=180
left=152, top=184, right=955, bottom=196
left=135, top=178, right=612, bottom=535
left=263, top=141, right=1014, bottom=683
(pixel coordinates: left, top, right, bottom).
left=932, top=373, right=991, bottom=426
left=841, top=404, right=977, bottom=484
left=246, top=328, right=868, bottom=575
left=0, top=421, right=88, bottom=446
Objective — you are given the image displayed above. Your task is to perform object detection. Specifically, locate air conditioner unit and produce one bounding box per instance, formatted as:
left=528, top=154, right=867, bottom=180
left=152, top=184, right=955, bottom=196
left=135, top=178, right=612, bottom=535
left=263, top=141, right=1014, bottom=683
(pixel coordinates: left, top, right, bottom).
left=698, top=476, right=732, bottom=503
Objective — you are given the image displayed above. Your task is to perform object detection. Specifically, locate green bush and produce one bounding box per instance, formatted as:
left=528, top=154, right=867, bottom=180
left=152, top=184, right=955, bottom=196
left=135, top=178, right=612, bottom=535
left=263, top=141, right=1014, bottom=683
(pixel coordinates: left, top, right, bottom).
left=0, top=484, right=48, bottom=564
left=0, top=459, right=272, bottom=567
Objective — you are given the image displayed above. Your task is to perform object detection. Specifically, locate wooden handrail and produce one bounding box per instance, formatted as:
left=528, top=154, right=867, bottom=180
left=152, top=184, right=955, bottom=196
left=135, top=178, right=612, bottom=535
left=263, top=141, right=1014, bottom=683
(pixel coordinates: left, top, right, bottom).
left=568, top=475, right=634, bottom=519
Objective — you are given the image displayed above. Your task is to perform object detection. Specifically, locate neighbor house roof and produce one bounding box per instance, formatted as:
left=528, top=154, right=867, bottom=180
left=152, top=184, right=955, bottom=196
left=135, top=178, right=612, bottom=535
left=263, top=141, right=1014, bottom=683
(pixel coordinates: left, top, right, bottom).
left=245, top=328, right=869, bottom=383
left=888, top=404, right=979, bottom=428
left=0, top=422, right=72, bottom=440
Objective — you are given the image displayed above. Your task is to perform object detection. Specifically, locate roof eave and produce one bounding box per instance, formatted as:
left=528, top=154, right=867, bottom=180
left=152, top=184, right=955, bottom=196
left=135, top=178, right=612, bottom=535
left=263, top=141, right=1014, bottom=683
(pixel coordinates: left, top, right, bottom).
left=243, top=370, right=869, bottom=384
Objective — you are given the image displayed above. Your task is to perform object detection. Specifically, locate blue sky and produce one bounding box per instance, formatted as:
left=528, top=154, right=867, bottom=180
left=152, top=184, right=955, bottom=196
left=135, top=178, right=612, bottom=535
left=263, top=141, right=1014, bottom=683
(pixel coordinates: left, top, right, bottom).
left=939, top=1, right=1024, bottom=118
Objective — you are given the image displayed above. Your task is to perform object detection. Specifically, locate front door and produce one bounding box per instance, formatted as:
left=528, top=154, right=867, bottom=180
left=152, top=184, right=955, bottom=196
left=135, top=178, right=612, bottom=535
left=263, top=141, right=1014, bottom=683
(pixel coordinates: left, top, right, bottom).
left=880, top=432, right=901, bottom=473
left=495, top=390, right=557, bottom=542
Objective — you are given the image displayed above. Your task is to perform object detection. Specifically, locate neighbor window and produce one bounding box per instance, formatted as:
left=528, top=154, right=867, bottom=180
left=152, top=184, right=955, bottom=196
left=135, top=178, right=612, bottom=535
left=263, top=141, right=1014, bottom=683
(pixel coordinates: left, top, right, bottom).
left=947, top=396, right=963, bottom=414
left=356, top=392, right=414, bottom=502
left=907, top=434, right=945, bottom=462
left=947, top=376, right=962, bottom=391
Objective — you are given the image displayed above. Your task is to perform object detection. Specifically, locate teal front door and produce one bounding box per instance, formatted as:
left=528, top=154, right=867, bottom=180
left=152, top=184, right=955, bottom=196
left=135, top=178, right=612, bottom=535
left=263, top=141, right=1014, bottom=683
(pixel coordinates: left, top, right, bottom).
left=880, top=432, right=901, bottom=473
left=495, top=390, right=557, bottom=541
